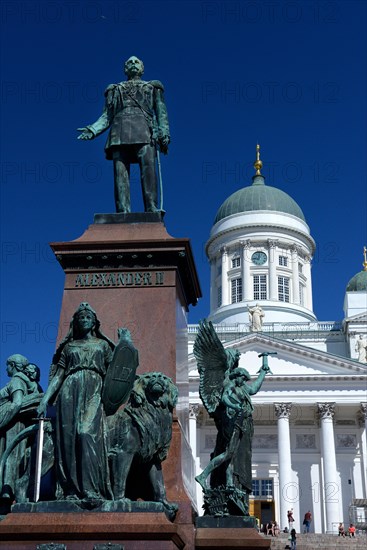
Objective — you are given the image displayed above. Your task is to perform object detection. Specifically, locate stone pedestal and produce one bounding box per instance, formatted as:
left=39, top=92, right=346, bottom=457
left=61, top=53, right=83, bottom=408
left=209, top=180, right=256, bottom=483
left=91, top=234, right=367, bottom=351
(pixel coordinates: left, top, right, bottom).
left=0, top=512, right=186, bottom=549
left=0, top=215, right=201, bottom=549
left=50, top=215, right=201, bottom=520
left=195, top=529, right=270, bottom=549
left=195, top=517, right=271, bottom=549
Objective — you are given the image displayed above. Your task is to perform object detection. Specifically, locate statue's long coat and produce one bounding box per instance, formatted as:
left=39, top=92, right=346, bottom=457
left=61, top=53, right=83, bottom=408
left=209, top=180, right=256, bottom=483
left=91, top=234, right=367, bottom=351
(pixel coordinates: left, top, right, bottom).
left=88, top=80, right=170, bottom=158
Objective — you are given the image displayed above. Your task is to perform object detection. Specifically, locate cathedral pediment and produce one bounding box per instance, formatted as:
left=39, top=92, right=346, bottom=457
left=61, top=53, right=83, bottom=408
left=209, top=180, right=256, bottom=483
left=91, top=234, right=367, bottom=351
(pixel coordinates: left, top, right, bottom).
left=189, top=332, right=366, bottom=380
left=344, top=311, right=367, bottom=323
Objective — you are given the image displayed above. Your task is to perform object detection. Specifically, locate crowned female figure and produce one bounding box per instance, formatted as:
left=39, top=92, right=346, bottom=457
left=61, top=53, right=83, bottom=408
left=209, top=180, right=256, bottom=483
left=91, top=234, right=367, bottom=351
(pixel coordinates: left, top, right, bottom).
left=37, top=303, right=114, bottom=501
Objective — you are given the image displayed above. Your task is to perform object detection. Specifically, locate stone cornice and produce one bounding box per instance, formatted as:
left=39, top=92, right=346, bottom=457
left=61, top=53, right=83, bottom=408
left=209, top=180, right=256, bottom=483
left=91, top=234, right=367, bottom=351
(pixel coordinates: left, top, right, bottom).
left=344, top=312, right=367, bottom=323
left=189, top=373, right=366, bottom=383
left=211, top=239, right=312, bottom=263
left=206, top=221, right=316, bottom=258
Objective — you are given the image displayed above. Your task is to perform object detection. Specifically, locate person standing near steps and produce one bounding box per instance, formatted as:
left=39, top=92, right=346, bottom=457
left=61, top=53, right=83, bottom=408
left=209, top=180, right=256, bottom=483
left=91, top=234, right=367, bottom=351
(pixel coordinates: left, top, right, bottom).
left=303, top=510, right=312, bottom=533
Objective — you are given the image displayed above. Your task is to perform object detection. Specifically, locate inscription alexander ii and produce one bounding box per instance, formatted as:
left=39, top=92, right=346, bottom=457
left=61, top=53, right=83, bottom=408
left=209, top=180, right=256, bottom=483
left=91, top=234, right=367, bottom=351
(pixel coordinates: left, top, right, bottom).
left=75, top=271, right=165, bottom=288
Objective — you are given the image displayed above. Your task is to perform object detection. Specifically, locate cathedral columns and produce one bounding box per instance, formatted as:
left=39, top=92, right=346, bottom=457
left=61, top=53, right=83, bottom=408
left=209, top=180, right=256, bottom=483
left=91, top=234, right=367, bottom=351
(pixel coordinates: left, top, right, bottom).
left=210, top=258, right=216, bottom=311
left=303, top=256, right=313, bottom=311
left=359, top=403, right=367, bottom=497
left=317, top=403, right=339, bottom=533
left=291, top=245, right=300, bottom=305
left=242, top=239, right=252, bottom=300
left=189, top=403, right=204, bottom=512
left=268, top=240, right=278, bottom=300
left=189, top=404, right=200, bottom=461
left=275, top=403, right=294, bottom=530
left=221, top=246, right=229, bottom=306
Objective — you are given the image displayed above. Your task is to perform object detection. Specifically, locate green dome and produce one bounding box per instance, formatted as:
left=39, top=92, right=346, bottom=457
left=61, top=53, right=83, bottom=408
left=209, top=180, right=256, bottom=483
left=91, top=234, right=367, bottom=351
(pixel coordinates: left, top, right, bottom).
left=346, top=270, right=367, bottom=291
left=214, top=175, right=306, bottom=224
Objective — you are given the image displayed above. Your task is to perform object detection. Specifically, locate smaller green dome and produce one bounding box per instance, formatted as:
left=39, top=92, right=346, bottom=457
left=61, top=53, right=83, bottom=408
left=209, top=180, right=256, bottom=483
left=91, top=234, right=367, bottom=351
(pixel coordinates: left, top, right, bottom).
left=346, top=270, right=367, bottom=291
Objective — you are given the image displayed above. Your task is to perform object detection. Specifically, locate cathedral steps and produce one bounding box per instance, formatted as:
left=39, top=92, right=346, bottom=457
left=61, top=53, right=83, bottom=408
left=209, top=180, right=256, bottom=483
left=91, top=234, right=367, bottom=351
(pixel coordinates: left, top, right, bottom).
left=262, top=532, right=366, bottom=550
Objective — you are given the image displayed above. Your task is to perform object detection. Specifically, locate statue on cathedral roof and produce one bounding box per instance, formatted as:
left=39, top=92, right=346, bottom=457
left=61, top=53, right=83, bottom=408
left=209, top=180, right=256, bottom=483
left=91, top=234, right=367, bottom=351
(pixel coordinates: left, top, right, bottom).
left=248, top=303, right=265, bottom=331
left=355, top=334, right=367, bottom=363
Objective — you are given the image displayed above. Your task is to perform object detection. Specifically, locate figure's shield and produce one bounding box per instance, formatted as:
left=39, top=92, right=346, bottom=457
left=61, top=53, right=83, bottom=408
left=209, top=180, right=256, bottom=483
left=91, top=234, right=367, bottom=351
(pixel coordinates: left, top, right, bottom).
left=102, top=339, right=139, bottom=416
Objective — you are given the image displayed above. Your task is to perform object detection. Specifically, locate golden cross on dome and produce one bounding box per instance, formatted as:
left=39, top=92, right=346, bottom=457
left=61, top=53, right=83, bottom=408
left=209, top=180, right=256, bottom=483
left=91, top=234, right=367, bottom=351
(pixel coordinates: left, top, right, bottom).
left=253, top=144, right=263, bottom=176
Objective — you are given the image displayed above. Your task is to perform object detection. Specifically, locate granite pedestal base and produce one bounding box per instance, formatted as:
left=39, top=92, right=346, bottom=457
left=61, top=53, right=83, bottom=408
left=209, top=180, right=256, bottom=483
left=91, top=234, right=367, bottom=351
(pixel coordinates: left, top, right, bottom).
left=196, top=516, right=256, bottom=529
left=195, top=516, right=271, bottom=549
left=12, top=498, right=174, bottom=519
left=0, top=511, right=187, bottom=549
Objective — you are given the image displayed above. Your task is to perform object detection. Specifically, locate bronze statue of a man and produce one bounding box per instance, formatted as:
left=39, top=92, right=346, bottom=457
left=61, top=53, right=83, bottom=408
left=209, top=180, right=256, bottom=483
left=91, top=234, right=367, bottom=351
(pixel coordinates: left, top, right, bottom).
left=78, top=56, right=170, bottom=214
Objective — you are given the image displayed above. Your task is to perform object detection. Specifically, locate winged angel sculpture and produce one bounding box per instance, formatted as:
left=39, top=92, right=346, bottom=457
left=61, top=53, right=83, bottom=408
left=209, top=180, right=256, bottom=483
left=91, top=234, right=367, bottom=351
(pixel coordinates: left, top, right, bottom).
left=193, top=320, right=273, bottom=516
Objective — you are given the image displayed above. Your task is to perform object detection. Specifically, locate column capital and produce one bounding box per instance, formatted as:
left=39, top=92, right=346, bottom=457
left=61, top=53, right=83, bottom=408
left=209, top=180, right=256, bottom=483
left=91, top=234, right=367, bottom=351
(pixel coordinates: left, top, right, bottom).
left=317, top=402, right=336, bottom=420
left=189, top=403, right=201, bottom=420
left=267, top=239, right=278, bottom=249
left=221, top=245, right=228, bottom=256
left=357, top=403, right=367, bottom=426
left=274, top=402, right=292, bottom=419
left=240, top=239, right=251, bottom=249
left=291, top=244, right=299, bottom=255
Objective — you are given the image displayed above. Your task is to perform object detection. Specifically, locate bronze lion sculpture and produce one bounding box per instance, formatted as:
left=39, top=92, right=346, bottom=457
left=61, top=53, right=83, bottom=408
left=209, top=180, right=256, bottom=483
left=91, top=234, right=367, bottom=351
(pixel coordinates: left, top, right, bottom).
left=107, top=372, right=179, bottom=518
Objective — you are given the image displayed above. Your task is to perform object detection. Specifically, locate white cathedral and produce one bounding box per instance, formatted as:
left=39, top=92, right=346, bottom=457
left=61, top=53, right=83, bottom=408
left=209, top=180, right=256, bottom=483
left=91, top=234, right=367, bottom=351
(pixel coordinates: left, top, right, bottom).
left=187, top=147, right=367, bottom=534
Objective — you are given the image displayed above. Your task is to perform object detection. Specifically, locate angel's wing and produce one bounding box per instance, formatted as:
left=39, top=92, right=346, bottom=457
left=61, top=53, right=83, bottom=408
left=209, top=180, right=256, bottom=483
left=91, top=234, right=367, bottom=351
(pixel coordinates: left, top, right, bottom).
left=193, top=319, right=228, bottom=414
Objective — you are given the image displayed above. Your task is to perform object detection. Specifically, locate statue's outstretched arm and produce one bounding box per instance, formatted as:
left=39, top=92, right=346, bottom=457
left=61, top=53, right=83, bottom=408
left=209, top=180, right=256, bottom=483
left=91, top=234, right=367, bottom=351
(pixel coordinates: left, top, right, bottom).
left=248, top=353, right=274, bottom=395
left=77, top=127, right=94, bottom=140
left=77, top=108, right=111, bottom=140
left=248, top=364, right=269, bottom=396
left=77, top=85, right=115, bottom=140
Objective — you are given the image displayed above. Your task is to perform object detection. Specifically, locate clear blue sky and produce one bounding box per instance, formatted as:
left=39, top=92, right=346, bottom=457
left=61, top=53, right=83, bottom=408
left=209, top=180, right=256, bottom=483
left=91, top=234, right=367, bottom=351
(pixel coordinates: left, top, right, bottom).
left=1, top=0, right=366, bottom=388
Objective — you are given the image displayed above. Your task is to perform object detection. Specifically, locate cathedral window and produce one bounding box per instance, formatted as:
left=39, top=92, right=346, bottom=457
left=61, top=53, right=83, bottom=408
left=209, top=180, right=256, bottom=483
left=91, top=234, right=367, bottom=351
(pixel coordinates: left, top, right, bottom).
left=278, top=276, right=290, bottom=302
left=217, top=286, right=222, bottom=307
left=231, top=278, right=242, bottom=303
left=231, top=256, right=241, bottom=268
left=252, top=479, right=273, bottom=497
left=279, top=255, right=288, bottom=267
left=253, top=275, right=267, bottom=300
